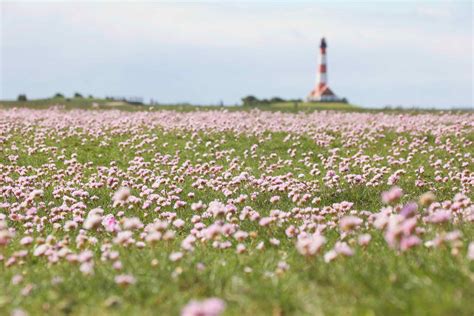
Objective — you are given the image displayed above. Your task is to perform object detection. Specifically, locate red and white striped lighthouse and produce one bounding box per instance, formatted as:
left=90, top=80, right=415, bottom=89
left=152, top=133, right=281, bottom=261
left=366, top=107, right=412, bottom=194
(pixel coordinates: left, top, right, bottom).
left=307, top=38, right=342, bottom=102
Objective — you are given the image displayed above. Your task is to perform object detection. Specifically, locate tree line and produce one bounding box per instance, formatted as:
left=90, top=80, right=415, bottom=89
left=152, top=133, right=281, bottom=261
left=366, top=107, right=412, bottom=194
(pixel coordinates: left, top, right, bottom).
left=241, top=95, right=302, bottom=106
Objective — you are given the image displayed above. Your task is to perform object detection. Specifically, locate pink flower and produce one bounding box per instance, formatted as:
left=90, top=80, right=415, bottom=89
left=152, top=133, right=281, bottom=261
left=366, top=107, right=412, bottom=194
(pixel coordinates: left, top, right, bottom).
left=80, top=261, right=94, bottom=276
left=181, top=298, right=226, bottom=316
left=269, top=238, right=280, bottom=246
left=114, top=274, right=136, bottom=287
left=207, top=201, right=227, bottom=218
left=0, top=221, right=13, bottom=246
left=467, top=242, right=474, bottom=261
left=233, top=230, right=248, bottom=241
left=83, top=208, right=104, bottom=229
left=102, top=214, right=119, bottom=232
left=236, top=244, right=246, bottom=254
left=20, top=236, right=34, bottom=246
left=400, top=235, right=421, bottom=251
left=11, top=274, right=23, bottom=285
left=381, top=187, right=403, bottom=204
left=83, top=214, right=102, bottom=230
left=173, top=219, right=186, bottom=229
left=296, top=234, right=326, bottom=256
left=146, top=231, right=162, bottom=244
left=270, top=196, right=280, bottom=203
left=419, top=191, right=436, bottom=206
left=33, top=244, right=48, bottom=257
left=334, top=242, right=354, bottom=256
left=191, top=201, right=205, bottom=211
left=113, top=187, right=131, bottom=206
left=324, top=250, right=338, bottom=263
left=400, top=202, right=418, bottom=218
left=358, top=234, right=372, bottom=246
left=339, top=216, right=363, bottom=232
left=169, top=252, right=184, bottom=262
left=426, top=210, right=451, bottom=223
left=28, top=189, right=44, bottom=200
left=123, top=217, right=143, bottom=230
left=11, top=309, right=28, bottom=316
left=259, top=217, right=273, bottom=227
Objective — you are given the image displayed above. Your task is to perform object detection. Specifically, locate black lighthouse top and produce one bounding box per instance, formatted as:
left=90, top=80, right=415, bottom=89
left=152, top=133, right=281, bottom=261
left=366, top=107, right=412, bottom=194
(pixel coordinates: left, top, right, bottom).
left=320, top=38, right=327, bottom=49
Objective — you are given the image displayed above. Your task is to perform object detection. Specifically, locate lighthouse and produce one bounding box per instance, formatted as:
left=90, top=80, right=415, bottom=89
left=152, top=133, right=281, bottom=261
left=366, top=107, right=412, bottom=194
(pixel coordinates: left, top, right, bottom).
left=307, top=38, right=344, bottom=102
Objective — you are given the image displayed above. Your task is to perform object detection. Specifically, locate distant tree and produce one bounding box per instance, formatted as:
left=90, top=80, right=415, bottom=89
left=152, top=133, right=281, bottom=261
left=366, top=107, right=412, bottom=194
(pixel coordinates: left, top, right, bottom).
left=88, top=95, right=94, bottom=99
left=54, top=93, right=64, bottom=98
left=270, top=97, right=285, bottom=103
left=74, top=92, right=83, bottom=98
left=242, top=95, right=259, bottom=106
left=17, top=94, right=27, bottom=101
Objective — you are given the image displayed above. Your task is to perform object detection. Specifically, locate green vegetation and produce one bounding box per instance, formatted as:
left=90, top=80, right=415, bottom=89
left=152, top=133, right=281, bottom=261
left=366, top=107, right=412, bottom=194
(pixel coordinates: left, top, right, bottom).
left=3, top=96, right=471, bottom=114
left=270, top=101, right=357, bottom=111
left=0, top=106, right=472, bottom=316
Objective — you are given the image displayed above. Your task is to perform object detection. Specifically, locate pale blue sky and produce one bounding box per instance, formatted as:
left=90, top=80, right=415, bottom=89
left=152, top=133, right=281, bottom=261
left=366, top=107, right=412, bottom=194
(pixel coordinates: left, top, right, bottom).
left=1, top=0, right=472, bottom=108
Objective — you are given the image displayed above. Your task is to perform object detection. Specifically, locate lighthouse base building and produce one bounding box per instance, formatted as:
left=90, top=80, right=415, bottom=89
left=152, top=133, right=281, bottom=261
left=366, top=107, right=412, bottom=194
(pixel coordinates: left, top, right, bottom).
left=307, top=85, right=342, bottom=102
left=307, top=37, right=346, bottom=103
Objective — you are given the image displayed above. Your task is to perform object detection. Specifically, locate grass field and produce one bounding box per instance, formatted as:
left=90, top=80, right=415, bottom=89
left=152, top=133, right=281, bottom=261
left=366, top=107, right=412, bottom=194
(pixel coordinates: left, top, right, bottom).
left=0, top=98, right=358, bottom=113
left=0, top=104, right=473, bottom=315
left=2, top=97, right=469, bottom=114
left=269, top=101, right=357, bottom=111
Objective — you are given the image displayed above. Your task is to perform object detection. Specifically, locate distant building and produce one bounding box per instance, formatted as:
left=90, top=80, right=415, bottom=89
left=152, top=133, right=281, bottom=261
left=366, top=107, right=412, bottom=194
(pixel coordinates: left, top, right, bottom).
left=107, top=96, right=144, bottom=105
left=307, top=38, right=345, bottom=102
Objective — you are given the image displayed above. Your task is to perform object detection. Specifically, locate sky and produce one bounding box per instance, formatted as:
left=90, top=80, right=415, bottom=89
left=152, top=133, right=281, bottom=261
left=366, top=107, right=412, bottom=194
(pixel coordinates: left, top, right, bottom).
left=0, top=0, right=472, bottom=108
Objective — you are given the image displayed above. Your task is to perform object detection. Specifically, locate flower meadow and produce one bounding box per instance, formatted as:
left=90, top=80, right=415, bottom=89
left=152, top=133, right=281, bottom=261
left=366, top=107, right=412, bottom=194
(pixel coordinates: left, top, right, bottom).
left=0, top=108, right=473, bottom=315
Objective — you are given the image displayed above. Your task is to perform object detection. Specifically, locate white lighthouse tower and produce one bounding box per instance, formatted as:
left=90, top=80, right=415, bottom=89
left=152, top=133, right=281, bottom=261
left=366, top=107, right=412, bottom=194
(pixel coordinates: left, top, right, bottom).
left=307, top=38, right=344, bottom=102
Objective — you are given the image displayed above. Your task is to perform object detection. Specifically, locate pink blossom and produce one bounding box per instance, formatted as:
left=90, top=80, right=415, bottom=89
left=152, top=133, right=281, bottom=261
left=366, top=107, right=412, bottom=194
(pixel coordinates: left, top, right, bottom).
left=467, top=242, right=474, bottom=261
left=426, top=210, right=451, bottom=223
left=112, top=187, right=131, bottom=206
left=236, top=244, right=246, bottom=254
left=114, top=274, right=136, bottom=287
left=270, top=196, right=280, bottom=203
left=400, top=235, right=421, bottom=251
left=339, top=216, right=363, bottom=232
left=358, top=234, right=372, bottom=246
left=83, top=214, right=102, bottom=230
left=207, top=201, right=226, bottom=218
left=102, top=214, right=119, bottom=232
left=296, top=234, right=326, bottom=256
left=20, top=236, right=34, bottom=246
left=324, top=250, right=338, bottom=263
left=381, top=186, right=403, bottom=204
left=173, top=219, right=186, bottom=229
left=181, top=298, right=226, bottom=316
left=169, top=252, right=184, bottom=262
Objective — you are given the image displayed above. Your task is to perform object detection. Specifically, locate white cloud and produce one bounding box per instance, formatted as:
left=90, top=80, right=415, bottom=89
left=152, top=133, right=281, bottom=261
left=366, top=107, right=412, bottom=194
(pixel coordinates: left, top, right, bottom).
left=1, top=1, right=472, bottom=107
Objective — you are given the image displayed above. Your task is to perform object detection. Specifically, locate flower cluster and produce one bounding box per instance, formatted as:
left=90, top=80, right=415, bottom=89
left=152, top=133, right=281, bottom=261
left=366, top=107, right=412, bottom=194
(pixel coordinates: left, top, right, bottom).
left=0, top=108, right=472, bottom=314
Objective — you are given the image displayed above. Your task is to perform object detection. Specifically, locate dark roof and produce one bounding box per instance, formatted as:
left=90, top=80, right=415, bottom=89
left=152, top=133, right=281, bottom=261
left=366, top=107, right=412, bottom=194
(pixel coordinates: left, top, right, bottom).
left=320, top=86, right=336, bottom=96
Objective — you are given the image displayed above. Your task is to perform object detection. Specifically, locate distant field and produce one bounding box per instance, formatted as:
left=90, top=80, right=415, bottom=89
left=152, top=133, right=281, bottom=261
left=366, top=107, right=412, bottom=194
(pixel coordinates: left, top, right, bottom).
left=269, top=101, right=357, bottom=111
left=0, top=98, right=141, bottom=111
left=0, top=98, right=358, bottom=113
left=1, top=98, right=471, bottom=114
